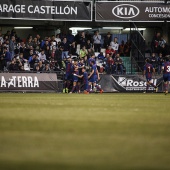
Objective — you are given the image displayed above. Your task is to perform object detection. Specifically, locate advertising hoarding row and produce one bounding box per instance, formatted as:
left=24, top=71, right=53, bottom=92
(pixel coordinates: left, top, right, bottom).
left=1, top=1, right=170, bottom=21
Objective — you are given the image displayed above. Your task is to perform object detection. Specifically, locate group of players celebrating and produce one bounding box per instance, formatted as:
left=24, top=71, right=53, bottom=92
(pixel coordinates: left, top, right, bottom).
left=63, top=56, right=103, bottom=94
left=143, top=56, right=170, bottom=95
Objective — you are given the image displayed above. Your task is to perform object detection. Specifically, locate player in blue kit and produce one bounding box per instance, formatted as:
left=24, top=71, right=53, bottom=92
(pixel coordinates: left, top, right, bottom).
left=88, top=60, right=103, bottom=93
left=63, top=57, right=73, bottom=93
left=74, top=67, right=89, bottom=94
left=70, top=59, right=79, bottom=93
left=143, top=58, right=158, bottom=93
left=162, top=57, right=170, bottom=95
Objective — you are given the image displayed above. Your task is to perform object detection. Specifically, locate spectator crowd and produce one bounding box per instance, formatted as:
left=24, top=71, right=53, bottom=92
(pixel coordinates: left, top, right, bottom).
left=0, top=29, right=130, bottom=75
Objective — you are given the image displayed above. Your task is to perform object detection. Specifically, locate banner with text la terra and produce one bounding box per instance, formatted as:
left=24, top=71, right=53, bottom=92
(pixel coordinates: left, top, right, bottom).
left=0, top=73, right=60, bottom=92
left=0, top=0, right=92, bottom=21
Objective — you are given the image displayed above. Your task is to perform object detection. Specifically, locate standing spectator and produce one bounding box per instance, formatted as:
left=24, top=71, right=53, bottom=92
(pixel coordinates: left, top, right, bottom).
left=26, top=37, right=33, bottom=49
left=0, top=47, right=11, bottom=71
left=114, top=53, right=123, bottom=74
left=33, top=37, right=40, bottom=51
left=0, top=32, right=4, bottom=44
left=119, top=40, right=125, bottom=56
left=74, top=31, right=81, bottom=45
left=79, top=31, right=87, bottom=49
left=110, top=37, right=119, bottom=54
left=60, top=37, right=70, bottom=60
left=67, top=30, right=75, bottom=44
left=55, top=46, right=63, bottom=69
left=9, top=36, right=15, bottom=59
left=160, top=43, right=168, bottom=58
left=104, top=32, right=112, bottom=49
left=4, top=30, right=11, bottom=40
left=93, top=31, right=101, bottom=52
left=151, top=32, right=161, bottom=53
left=150, top=53, right=157, bottom=70
left=105, top=53, right=115, bottom=74
left=85, top=31, right=92, bottom=43
left=124, top=40, right=131, bottom=56
left=157, top=53, right=164, bottom=74
left=55, top=34, right=61, bottom=46
left=86, top=39, right=92, bottom=50
left=69, top=41, right=78, bottom=58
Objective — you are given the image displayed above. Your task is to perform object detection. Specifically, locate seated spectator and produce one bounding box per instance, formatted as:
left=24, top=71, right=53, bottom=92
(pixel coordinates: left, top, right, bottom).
left=43, top=63, right=51, bottom=72
left=97, top=52, right=105, bottom=60
left=28, top=53, right=38, bottom=69
left=34, top=64, right=40, bottom=73
left=38, top=49, right=46, bottom=63
left=105, top=53, right=115, bottom=74
left=105, top=45, right=115, bottom=58
left=87, top=47, right=95, bottom=59
left=79, top=45, right=88, bottom=59
left=8, top=57, right=23, bottom=71
left=39, top=61, right=44, bottom=71
left=114, top=53, right=123, bottom=74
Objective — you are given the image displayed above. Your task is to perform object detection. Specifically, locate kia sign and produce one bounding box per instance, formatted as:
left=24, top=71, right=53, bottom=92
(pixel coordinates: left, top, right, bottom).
left=0, top=0, right=92, bottom=21
left=96, top=1, right=170, bottom=22
left=112, top=4, right=140, bottom=19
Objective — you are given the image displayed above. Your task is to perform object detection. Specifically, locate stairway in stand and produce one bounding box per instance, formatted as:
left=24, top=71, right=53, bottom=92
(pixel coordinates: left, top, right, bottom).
left=121, top=57, right=137, bottom=74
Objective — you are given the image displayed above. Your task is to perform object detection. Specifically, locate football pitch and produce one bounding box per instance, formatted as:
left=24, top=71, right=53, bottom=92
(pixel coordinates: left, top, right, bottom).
left=0, top=93, right=170, bottom=170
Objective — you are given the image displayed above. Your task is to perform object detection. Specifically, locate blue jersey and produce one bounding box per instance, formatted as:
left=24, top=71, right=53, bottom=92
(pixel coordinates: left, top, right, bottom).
left=66, top=61, right=72, bottom=74
left=144, top=63, right=154, bottom=79
left=92, top=64, right=97, bottom=77
left=83, top=72, right=88, bottom=84
left=78, top=62, right=84, bottom=75
left=162, top=61, right=170, bottom=82
left=88, top=58, right=96, bottom=65
left=162, top=61, right=170, bottom=75
left=89, top=64, right=97, bottom=83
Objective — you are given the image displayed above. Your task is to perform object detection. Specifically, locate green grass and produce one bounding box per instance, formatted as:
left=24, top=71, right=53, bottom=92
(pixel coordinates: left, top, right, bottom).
left=0, top=93, right=170, bottom=170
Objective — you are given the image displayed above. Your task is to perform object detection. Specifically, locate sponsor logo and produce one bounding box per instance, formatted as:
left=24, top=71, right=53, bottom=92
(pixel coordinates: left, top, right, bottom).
left=0, top=76, right=39, bottom=88
left=118, top=77, right=157, bottom=91
left=112, top=4, right=140, bottom=19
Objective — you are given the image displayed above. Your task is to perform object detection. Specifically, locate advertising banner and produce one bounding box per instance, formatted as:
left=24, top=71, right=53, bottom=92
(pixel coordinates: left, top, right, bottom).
left=0, top=0, right=92, bottom=21
left=0, top=73, right=60, bottom=92
left=99, top=74, right=165, bottom=93
left=96, top=1, right=170, bottom=22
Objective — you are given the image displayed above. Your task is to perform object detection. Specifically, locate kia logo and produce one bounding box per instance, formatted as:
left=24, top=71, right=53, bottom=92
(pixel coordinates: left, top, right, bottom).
left=112, top=4, right=140, bottom=19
